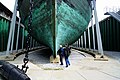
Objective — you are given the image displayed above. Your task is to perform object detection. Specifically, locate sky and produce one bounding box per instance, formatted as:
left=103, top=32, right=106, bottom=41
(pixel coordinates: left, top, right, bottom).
left=0, top=0, right=120, bottom=22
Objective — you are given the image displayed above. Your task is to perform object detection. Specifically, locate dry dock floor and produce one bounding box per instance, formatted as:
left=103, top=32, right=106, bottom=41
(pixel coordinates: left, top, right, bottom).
left=8, top=49, right=120, bottom=80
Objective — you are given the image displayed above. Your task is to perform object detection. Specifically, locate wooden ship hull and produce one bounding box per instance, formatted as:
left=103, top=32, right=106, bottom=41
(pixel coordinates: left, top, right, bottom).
left=18, top=0, right=92, bottom=56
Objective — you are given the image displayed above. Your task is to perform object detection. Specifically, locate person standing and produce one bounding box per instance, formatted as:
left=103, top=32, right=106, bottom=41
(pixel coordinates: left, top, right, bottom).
left=64, top=44, right=71, bottom=67
left=58, top=45, right=64, bottom=65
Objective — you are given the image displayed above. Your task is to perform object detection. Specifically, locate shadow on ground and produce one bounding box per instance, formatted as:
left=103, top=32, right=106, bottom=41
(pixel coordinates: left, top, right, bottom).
left=29, top=48, right=52, bottom=65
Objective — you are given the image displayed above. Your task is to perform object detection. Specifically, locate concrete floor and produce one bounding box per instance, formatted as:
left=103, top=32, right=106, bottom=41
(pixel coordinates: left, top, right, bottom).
left=8, top=49, right=120, bottom=80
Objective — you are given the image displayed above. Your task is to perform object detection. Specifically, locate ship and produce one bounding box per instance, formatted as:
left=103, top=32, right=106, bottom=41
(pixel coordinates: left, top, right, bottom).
left=18, top=0, right=92, bottom=57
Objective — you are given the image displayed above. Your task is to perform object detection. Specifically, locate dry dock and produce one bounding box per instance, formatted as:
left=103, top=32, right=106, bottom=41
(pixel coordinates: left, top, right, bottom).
left=6, top=49, right=120, bottom=80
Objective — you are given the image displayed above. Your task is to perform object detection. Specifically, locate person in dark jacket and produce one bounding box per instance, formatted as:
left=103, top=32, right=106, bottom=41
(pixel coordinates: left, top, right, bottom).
left=64, top=44, right=71, bottom=67
left=58, top=45, right=65, bottom=65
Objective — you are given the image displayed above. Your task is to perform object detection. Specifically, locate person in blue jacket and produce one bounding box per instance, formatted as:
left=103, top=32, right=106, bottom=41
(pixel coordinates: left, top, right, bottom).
left=64, top=44, right=71, bottom=67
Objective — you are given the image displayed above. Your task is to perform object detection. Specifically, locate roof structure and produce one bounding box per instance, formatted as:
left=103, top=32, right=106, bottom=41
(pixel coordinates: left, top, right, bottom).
left=0, top=2, right=19, bottom=21
left=0, top=2, right=12, bottom=17
left=105, top=11, right=120, bottom=22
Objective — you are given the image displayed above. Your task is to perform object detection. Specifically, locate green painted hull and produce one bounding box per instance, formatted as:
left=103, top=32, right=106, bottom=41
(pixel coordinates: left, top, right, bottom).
left=18, top=0, right=92, bottom=56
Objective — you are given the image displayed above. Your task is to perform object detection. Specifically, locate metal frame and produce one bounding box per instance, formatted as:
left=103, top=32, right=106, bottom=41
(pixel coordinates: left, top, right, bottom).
left=93, top=0, right=104, bottom=57
left=6, top=0, right=18, bottom=55
left=88, top=27, right=91, bottom=50
left=16, top=17, right=21, bottom=51
left=81, top=36, right=83, bottom=49
left=84, top=31, right=86, bottom=49
left=22, top=27, right=25, bottom=50
left=91, top=17, right=96, bottom=50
